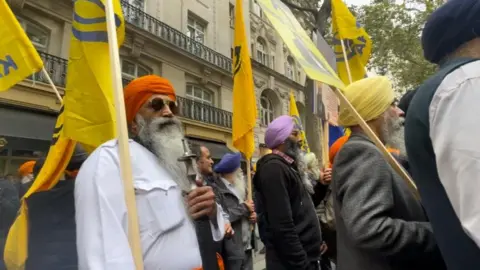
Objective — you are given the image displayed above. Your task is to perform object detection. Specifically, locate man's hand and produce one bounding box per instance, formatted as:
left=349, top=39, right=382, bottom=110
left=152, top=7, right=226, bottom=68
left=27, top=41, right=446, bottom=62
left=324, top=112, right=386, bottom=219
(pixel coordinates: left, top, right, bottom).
left=249, top=212, right=257, bottom=224
left=320, top=242, right=328, bottom=255
left=244, top=199, right=255, bottom=212
left=225, top=223, right=234, bottom=238
left=319, top=168, right=332, bottom=185
left=187, top=186, right=217, bottom=220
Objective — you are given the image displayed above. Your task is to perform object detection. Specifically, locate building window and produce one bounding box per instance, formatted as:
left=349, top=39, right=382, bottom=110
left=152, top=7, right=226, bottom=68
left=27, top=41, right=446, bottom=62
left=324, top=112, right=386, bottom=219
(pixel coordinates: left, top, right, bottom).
left=256, top=38, right=267, bottom=65
left=121, top=60, right=150, bottom=83
left=229, top=3, right=235, bottom=28
left=252, top=0, right=263, bottom=18
left=286, top=56, right=295, bottom=80
left=186, top=85, right=214, bottom=122
left=186, top=85, right=213, bottom=104
left=187, top=16, right=206, bottom=44
left=18, top=18, right=49, bottom=52
left=128, top=0, right=145, bottom=10
left=260, top=94, right=274, bottom=126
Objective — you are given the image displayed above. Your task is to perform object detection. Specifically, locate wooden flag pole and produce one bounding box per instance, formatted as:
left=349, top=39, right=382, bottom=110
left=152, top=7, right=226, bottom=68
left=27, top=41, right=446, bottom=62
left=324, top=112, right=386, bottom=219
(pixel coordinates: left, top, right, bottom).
left=340, top=39, right=353, bottom=84
left=105, top=0, right=144, bottom=269
left=41, top=67, right=63, bottom=103
left=323, top=120, right=329, bottom=167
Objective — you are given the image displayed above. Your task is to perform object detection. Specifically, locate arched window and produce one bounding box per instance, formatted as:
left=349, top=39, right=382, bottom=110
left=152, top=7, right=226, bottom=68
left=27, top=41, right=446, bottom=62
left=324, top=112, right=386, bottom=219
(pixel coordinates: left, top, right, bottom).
left=286, top=56, right=295, bottom=80
left=18, top=18, right=49, bottom=52
left=121, top=60, right=150, bottom=85
left=256, top=37, right=267, bottom=65
left=260, top=94, right=274, bottom=126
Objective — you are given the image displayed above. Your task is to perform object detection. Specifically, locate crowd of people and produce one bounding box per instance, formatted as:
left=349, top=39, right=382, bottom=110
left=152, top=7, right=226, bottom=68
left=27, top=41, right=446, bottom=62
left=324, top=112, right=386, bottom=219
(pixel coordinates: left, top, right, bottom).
left=1, top=0, right=480, bottom=269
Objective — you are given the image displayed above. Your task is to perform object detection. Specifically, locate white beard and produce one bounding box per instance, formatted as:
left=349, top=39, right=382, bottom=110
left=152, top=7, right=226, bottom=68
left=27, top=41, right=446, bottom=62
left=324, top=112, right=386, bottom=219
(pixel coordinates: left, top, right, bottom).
left=136, top=115, right=192, bottom=192
left=233, top=170, right=247, bottom=202
left=385, top=117, right=407, bottom=157
left=297, top=152, right=314, bottom=194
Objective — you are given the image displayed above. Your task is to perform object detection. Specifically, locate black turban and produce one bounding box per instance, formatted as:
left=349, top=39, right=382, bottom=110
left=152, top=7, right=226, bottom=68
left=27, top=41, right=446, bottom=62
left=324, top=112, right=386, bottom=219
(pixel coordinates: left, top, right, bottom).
left=422, top=0, right=480, bottom=64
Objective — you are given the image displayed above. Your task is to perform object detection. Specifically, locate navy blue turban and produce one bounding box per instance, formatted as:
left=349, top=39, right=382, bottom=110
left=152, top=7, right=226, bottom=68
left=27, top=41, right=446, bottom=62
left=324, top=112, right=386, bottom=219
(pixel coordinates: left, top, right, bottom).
left=422, top=0, right=480, bottom=64
left=214, top=152, right=241, bottom=174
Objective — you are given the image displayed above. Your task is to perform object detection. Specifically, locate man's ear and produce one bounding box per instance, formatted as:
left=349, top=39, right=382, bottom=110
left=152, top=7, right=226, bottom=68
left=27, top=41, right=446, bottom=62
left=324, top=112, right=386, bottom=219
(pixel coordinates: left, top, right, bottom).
left=129, top=121, right=139, bottom=137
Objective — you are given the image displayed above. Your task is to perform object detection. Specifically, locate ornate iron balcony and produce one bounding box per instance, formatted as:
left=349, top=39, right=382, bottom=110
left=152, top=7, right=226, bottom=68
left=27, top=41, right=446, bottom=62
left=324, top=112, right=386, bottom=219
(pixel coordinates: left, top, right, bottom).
left=121, top=0, right=232, bottom=73
left=29, top=52, right=68, bottom=87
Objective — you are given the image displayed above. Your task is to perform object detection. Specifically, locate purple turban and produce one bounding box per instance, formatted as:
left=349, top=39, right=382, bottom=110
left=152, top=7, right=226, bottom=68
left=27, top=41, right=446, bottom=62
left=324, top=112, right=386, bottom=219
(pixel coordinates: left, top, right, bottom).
left=265, top=115, right=295, bottom=149
left=214, top=152, right=241, bottom=174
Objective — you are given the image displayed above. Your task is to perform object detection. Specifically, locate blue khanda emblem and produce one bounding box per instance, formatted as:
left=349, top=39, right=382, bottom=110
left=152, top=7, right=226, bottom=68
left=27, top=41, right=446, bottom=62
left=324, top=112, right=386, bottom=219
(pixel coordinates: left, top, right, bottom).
left=333, top=21, right=367, bottom=62
left=72, top=0, right=122, bottom=42
left=0, top=55, right=18, bottom=78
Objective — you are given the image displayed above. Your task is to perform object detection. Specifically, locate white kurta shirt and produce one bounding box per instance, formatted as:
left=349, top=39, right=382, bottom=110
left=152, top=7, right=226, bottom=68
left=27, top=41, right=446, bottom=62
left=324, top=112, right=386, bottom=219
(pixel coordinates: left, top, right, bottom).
left=75, top=139, right=225, bottom=270
left=430, top=60, right=480, bottom=249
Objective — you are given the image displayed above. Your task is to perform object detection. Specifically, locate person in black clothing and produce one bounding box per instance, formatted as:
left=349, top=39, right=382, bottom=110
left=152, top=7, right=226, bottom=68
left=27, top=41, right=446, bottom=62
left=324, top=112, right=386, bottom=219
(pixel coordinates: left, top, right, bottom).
left=0, top=176, right=20, bottom=270
left=24, top=145, right=87, bottom=270
left=254, top=115, right=327, bottom=270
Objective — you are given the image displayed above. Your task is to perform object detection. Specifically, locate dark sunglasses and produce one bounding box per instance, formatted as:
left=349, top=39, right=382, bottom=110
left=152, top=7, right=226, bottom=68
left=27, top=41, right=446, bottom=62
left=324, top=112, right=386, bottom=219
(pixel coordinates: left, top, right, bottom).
left=147, top=98, right=179, bottom=115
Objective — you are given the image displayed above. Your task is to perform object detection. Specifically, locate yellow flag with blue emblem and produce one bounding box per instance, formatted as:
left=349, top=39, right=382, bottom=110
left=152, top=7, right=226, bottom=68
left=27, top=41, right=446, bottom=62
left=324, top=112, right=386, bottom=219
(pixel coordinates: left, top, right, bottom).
left=331, top=0, right=372, bottom=85
left=4, top=107, right=76, bottom=270
left=63, top=0, right=125, bottom=148
left=0, top=0, right=43, bottom=92
left=232, top=0, right=257, bottom=160
left=289, top=91, right=310, bottom=153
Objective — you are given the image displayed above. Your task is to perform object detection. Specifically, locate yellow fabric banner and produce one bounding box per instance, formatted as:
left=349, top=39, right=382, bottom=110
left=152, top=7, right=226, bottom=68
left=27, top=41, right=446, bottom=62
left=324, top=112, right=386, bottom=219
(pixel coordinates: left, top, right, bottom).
left=289, top=91, right=310, bottom=153
left=332, top=0, right=372, bottom=85
left=63, top=0, right=125, bottom=148
left=0, top=0, right=43, bottom=92
left=4, top=107, right=76, bottom=270
left=256, top=0, right=345, bottom=90
left=232, top=0, right=257, bottom=160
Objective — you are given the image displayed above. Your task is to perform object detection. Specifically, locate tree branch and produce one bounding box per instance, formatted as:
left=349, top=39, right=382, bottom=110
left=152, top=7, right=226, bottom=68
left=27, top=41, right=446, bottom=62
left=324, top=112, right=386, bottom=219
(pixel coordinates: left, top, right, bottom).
left=280, top=0, right=318, bottom=17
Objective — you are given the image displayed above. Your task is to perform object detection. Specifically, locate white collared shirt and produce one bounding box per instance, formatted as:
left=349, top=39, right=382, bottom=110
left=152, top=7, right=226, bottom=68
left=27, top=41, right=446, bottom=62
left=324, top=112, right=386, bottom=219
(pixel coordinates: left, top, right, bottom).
left=430, top=60, right=480, bottom=249
left=75, top=139, right=225, bottom=270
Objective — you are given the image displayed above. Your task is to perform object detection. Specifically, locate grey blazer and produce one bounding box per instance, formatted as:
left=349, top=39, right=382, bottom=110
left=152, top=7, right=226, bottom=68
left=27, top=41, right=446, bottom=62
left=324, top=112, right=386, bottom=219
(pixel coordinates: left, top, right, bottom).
left=332, top=133, right=446, bottom=270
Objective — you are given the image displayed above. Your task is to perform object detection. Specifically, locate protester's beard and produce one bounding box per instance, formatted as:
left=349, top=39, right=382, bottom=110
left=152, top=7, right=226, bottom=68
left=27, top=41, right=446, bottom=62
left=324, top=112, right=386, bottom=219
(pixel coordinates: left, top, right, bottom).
left=284, top=139, right=314, bottom=194
left=386, top=118, right=407, bottom=157
left=136, top=115, right=192, bottom=192
left=233, top=170, right=247, bottom=201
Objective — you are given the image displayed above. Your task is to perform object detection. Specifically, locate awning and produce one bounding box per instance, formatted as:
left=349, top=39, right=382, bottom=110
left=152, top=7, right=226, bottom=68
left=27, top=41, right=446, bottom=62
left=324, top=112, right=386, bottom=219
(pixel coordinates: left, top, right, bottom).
left=0, top=107, right=56, bottom=141
left=186, top=137, right=233, bottom=160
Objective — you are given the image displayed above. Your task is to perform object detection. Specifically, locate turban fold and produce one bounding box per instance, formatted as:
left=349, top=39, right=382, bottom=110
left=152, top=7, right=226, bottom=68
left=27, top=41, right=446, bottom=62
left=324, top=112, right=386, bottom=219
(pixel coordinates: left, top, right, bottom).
left=18, top=161, right=35, bottom=177
left=329, top=135, right=349, bottom=164
left=422, top=0, right=480, bottom=64
left=338, top=76, right=394, bottom=127
left=265, top=115, right=295, bottom=149
left=124, top=75, right=176, bottom=123
left=214, top=153, right=241, bottom=174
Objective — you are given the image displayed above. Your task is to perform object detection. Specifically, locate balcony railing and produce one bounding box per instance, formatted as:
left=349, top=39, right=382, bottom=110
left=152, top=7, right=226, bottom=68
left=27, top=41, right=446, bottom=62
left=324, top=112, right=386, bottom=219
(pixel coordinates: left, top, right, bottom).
left=121, top=78, right=233, bottom=129
left=121, top=1, right=232, bottom=73
left=29, top=52, right=68, bottom=87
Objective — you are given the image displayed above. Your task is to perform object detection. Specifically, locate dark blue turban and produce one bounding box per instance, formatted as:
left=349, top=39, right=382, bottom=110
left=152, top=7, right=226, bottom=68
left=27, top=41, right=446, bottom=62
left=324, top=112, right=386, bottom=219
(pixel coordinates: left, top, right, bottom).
left=214, top=152, right=241, bottom=174
left=422, top=0, right=480, bottom=64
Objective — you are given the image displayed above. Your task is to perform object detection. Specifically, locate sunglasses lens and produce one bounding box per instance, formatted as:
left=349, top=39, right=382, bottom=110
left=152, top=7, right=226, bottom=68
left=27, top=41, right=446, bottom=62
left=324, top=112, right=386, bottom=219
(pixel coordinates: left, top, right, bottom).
left=151, top=98, right=165, bottom=111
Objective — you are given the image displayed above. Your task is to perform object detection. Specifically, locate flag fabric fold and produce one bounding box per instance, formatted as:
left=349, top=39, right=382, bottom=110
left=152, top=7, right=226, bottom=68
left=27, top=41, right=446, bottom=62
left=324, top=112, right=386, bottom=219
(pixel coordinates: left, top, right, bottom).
left=331, top=0, right=372, bottom=85
left=289, top=91, right=310, bottom=153
left=0, top=0, right=43, bottom=92
left=63, top=0, right=125, bottom=148
left=232, top=0, right=257, bottom=160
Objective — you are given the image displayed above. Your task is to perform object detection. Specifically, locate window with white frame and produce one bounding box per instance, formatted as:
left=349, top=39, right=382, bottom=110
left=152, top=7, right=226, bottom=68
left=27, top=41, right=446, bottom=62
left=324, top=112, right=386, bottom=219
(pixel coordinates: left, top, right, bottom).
left=187, top=16, right=206, bottom=44
left=256, top=38, right=268, bottom=65
left=128, top=0, right=145, bottom=9
left=186, top=85, right=214, bottom=122
left=260, top=94, right=274, bottom=126
left=18, top=18, right=49, bottom=52
left=121, top=60, right=150, bottom=82
left=286, top=56, right=295, bottom=80
left=252, top=0, right=263, bottom=18
left=229, top=3, right=235, bottom=28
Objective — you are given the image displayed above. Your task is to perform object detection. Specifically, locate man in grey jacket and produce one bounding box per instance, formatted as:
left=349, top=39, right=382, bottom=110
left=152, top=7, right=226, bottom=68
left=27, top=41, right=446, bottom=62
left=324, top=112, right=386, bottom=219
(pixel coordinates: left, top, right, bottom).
left=331, top=76, right=446, bottom=270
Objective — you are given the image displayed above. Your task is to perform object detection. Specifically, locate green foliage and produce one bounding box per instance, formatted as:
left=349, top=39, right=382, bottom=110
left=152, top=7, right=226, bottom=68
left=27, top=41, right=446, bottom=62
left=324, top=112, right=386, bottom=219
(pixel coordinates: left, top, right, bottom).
left=358, top=0, right=443, bottom=93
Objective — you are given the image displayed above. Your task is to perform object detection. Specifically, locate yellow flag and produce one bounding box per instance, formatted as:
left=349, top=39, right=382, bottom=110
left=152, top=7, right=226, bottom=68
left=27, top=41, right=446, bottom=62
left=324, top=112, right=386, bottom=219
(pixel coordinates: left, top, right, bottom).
left=4, top=107, right=76, bottom=270
left=0, top=0, right=43, bottom=91
left=331, top=0, right=372, bottom=85
left=63, top=0, right=125, bottom=148
left=232, top=0, right=257, bottom=160
left=289, top=91, right=310, bottom=153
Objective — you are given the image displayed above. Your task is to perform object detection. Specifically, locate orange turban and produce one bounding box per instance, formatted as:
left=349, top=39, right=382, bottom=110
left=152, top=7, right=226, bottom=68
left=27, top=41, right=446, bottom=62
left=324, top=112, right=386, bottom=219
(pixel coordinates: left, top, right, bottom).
left=18, top=161, right=36, bottom=177
left=329, top=135, right=349, bottom=164
left=124, top=75, right=176, bottom=124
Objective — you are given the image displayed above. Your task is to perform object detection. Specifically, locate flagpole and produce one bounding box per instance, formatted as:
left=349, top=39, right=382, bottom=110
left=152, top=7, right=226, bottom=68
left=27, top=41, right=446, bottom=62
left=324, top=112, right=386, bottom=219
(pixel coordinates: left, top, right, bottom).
left=104, top=0, right=144, bottom=269
left=340, top=39, right=353, bottom=84
left=41, top=67, right=63, bottom=103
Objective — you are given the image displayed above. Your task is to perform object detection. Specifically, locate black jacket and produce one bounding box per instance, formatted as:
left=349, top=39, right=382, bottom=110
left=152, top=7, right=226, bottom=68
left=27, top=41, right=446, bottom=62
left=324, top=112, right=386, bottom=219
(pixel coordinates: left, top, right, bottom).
left=253, top=154, right=327, bottom=269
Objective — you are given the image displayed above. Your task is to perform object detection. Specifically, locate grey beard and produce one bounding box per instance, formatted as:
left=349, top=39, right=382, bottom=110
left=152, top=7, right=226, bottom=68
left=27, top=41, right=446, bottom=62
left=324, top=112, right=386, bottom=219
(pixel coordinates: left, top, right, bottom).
left=233, top=171, right=247, bottom=202
left=385, top=118, right=407, bottom=157
left=136, top=115, right=192, bottom=192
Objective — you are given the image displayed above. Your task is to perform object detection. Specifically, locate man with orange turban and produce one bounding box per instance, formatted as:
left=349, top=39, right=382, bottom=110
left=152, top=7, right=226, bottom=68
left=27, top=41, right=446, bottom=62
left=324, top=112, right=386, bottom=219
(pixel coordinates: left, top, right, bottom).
left=75, top=75, right=226, bottom=270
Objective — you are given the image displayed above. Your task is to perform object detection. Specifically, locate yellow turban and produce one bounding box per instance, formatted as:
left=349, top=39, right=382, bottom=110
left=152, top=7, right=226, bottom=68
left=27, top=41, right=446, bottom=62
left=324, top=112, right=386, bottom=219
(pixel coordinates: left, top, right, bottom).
left=338, top=76, right=394, bottom=127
